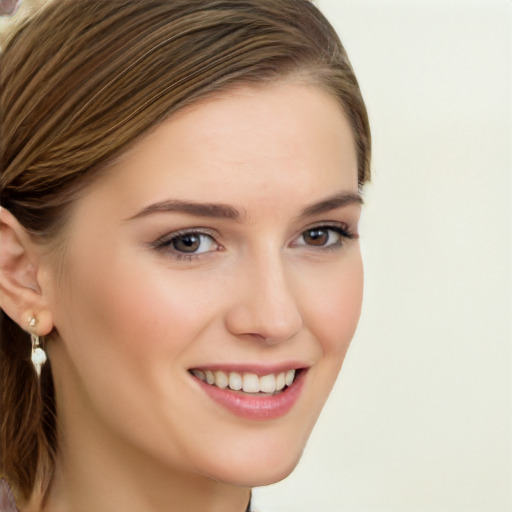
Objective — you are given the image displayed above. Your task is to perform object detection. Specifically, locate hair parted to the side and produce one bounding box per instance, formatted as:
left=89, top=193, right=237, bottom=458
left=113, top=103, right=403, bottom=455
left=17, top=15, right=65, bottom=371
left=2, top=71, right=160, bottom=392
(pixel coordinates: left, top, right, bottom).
left=0, top=0, right=371, bottom=503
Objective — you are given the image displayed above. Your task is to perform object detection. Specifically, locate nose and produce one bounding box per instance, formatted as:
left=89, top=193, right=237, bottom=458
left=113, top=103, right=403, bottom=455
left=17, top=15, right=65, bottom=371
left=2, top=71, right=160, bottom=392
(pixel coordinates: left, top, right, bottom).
left=224, top=250, right=304, bottom=345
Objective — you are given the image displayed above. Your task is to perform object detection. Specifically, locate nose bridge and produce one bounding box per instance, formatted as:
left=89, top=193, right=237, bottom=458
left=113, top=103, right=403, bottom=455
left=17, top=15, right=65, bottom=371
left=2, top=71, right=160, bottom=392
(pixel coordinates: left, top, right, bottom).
left=225, top=243, right=303, bottom=343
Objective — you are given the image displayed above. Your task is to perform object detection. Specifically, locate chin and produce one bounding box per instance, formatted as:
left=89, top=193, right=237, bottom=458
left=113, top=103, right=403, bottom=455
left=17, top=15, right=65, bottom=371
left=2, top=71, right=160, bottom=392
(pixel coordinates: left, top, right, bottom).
left=245, top=456, right=303, bottom=487
left=197, top=431, right=309, bottom=488
left=209, top=454, right=303, bottom=488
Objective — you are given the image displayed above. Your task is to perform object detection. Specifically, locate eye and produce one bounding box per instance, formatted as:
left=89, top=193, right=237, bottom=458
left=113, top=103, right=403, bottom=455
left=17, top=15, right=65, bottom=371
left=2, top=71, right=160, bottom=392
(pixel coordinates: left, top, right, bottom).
left=152, top=230, right=220, bottom=258
left=293, top=224, right=354, bottom=249
left=170, top=233, right=216, bottom=254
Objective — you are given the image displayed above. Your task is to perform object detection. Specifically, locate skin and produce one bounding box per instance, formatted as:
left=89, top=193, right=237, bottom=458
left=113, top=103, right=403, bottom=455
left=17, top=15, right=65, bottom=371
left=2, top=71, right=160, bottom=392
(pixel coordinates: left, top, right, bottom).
left=1, top=83, right=363, bottom=512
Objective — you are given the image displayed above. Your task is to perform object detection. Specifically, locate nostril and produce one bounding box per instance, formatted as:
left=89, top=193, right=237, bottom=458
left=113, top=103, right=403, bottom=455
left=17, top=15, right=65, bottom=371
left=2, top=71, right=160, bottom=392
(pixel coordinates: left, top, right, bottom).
left=260, top=308, right=303, bottom=345
left=224, top=263, right=303, bottom=343
left=225, top=305, right=303, bottom=344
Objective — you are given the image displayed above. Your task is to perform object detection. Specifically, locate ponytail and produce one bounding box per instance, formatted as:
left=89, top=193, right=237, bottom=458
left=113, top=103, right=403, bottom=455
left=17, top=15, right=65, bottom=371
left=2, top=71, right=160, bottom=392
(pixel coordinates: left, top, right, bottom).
left=0, top=311, right=56, bottom=502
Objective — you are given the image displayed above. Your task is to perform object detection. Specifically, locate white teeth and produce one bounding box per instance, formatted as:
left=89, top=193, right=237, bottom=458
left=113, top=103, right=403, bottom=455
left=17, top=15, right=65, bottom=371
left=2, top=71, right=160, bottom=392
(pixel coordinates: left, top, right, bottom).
left=243, top=373, right=260, bottom=393
left=192, top=369, right=205, bottom=381
left=259, top=374, right=276, bottom=393
left=285, top=369, right=295, bottom=386
left=191, top=368, right=298, bottom=393
left=229, top=372, right=243, bottom=391
left=214, top=370, right=228, bottom=389
left=275, top=372, right=286, bottom=391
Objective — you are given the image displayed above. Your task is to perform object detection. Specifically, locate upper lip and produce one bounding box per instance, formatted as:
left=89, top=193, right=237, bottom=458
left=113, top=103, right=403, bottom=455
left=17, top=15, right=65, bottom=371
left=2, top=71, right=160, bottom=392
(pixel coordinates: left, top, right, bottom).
left=188, top=362, right=309, bottom=375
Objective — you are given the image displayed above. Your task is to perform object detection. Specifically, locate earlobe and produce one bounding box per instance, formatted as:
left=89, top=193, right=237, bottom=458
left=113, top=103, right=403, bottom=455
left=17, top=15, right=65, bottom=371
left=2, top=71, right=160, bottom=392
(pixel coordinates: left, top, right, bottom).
left=0, top=207, right=54, bottom=336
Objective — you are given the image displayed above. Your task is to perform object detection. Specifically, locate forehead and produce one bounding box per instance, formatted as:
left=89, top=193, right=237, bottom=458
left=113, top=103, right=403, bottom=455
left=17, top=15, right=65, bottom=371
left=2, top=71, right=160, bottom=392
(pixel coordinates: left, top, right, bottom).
left=82, top=83, right=358, bottom=216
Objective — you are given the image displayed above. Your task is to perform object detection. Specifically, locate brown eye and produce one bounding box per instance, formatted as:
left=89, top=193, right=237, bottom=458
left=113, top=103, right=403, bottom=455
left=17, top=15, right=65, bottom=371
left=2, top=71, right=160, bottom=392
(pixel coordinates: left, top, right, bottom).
left=303, top=228, right=330, bottom=246
left=293, top=225, right=350, bottom=249
left=166, top=233, right=217, bottom=254
left=172, top=234, right=201, bottom=252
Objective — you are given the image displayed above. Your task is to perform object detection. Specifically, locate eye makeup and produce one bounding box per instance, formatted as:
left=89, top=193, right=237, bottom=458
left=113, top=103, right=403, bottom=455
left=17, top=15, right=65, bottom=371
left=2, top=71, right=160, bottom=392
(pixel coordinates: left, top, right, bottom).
left=148, top=219, right=358, bottom=263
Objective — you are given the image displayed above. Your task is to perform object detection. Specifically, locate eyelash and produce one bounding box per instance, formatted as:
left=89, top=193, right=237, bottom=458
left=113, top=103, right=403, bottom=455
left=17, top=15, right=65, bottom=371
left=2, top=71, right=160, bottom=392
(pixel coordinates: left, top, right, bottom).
left=151, top=228, right=220, bottom=261
left=292, top=223, right=356, bottom=250
left=151, top=223, right=357, bottom=262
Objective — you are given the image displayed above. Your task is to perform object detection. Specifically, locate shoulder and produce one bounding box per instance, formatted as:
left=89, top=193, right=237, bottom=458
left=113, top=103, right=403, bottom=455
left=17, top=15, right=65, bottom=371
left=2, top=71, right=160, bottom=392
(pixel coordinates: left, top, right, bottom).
left=0, top=479, right=20, bottom=512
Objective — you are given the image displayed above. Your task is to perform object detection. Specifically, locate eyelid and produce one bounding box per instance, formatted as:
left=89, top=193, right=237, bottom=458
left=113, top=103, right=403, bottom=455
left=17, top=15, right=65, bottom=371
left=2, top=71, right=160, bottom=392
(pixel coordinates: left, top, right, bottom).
left=302, top=220, right=352, bottom=231
left=148, top=221, right=357, bottom=260
left=290, top=221, right=357, bottom=248
left=150, top=227, right=222, bottom=260
left=152, top=227, right=218, bottom=245
left=299, top=220, right=355, bottom=238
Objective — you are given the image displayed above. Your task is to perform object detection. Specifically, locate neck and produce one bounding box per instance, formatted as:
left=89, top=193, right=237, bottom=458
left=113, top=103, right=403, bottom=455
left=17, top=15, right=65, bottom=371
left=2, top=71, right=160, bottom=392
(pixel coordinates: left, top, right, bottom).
left=40, top=400, right=251, bottom=512
left=44, top=449, right=251, bottom=512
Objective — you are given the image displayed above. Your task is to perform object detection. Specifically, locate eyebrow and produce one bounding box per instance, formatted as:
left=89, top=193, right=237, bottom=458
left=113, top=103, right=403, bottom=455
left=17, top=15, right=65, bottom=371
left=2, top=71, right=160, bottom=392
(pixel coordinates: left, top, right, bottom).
left=126, top=200, right=244, bottom=221
left=298, top=191, right=363, bottom=218
left=126, top=191, right=362, bottom=222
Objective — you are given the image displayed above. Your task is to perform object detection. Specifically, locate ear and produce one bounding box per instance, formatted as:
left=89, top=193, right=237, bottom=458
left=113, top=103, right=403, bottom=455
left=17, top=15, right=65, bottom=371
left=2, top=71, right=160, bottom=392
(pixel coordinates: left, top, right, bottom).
left=0, top=207, right=53, bottom=336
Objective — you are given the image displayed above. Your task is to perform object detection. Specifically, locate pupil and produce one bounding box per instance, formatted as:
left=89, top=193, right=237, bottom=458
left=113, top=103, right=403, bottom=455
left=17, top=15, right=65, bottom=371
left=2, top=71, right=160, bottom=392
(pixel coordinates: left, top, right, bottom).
left=305, top=229, right=328, bottom=246
left=173, top=234, right=200, bottom=252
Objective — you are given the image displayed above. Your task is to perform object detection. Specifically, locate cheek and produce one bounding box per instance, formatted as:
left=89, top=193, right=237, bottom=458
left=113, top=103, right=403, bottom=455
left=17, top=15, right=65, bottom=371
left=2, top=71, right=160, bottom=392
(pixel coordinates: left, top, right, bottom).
left=63, top=236, right=206, bottom=340
left=303, top=253, right=364, bottom=358
left=51, top=240, right=217, bottom=405
left=50, top=245, right=225, bottom=456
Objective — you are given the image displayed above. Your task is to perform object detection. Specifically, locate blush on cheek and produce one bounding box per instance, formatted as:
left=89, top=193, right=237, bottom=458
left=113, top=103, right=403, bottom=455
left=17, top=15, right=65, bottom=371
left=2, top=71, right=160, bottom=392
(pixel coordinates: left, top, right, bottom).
left=85, top=266, right=205, bottom=367
left=320, top=272, right=363, bottom=355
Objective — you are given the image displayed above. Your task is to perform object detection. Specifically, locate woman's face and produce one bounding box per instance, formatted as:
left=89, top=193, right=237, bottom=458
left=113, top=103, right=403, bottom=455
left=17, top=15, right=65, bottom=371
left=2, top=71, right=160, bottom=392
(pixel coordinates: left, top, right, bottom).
left=43, top=83, right=363, bottom=487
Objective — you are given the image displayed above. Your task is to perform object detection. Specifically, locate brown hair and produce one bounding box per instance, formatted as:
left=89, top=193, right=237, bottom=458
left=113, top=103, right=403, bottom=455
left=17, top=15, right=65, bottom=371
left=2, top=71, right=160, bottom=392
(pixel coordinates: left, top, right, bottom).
left=0, top=0, right=371, bottom=503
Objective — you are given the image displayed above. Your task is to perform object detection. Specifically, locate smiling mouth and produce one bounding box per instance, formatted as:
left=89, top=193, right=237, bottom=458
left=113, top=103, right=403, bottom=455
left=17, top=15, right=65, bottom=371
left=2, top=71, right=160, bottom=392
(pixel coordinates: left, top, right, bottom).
left=189, top=368, right=299, bottom=395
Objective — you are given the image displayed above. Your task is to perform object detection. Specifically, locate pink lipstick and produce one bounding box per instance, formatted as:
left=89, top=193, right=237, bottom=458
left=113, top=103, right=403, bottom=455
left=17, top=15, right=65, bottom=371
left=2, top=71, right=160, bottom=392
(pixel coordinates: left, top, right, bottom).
left=190, top=367, right=306, bottom=420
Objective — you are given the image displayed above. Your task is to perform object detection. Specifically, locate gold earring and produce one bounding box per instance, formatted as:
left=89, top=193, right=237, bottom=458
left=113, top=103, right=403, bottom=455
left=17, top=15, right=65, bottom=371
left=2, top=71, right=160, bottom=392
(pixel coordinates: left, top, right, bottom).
left=28, top=316, right=47, bottom=377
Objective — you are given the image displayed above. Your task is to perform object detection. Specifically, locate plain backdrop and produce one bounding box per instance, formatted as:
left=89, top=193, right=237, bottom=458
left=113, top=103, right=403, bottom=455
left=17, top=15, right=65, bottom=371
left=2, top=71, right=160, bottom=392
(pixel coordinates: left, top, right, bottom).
left=253, top=1, right=512, bottom=511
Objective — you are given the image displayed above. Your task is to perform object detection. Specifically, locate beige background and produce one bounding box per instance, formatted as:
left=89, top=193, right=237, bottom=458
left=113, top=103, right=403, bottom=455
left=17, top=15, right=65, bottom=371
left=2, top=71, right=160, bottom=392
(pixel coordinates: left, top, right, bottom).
left=255, top=0, right=512, bottom=510
left=1, top=0, right=511, bottom=510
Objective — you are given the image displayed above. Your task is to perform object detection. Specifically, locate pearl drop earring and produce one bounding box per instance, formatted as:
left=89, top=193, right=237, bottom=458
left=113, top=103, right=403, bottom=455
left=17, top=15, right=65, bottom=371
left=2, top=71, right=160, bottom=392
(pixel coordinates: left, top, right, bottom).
left=28, top=316, right=47, bottom=377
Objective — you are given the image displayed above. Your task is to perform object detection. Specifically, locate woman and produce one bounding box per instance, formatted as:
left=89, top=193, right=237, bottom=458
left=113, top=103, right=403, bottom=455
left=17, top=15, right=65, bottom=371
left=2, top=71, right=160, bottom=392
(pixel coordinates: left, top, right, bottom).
left=0, top=0, right=371, bottom=510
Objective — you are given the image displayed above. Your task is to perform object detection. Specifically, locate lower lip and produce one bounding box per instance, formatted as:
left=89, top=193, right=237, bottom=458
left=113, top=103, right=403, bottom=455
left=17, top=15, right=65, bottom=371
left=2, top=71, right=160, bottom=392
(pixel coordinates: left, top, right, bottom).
left=193, top=370, right=306, bottom=420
